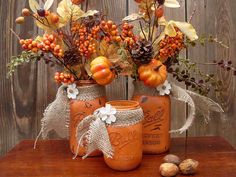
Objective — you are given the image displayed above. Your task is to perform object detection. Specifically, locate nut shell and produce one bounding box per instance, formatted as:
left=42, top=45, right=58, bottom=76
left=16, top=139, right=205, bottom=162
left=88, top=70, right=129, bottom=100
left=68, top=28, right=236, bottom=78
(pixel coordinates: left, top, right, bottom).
left=163, top=154, right=181, bottom=165
left=179, top=159, right=199, bottom=175
left=159, top=163, right=179, bottom=177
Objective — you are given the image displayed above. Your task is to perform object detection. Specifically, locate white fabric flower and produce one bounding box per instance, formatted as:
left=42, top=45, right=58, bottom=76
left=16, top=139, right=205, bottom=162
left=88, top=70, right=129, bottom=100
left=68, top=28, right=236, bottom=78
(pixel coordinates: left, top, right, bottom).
left=98, top=104, right=117, bottom=124
left=156, top=80, right=172, bottom=96
left=67, top=83, right=79, bottom=99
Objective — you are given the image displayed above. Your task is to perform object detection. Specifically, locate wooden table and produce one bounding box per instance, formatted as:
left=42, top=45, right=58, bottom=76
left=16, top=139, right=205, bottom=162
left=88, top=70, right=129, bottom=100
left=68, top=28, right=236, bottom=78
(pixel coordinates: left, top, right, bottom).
left=0, top=137, right=235, bottom=177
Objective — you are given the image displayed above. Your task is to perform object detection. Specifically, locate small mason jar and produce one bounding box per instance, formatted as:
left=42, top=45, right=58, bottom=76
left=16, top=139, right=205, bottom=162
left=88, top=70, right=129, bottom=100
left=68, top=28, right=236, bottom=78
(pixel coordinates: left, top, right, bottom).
left=104, top=100, right=144, bottom=171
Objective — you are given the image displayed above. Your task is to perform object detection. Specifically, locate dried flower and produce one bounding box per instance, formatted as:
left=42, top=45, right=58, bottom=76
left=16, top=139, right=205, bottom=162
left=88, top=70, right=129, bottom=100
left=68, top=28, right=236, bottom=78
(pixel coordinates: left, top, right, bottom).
left=156, top=80, right=172, bottom=95
left=67, top=84, right=79, bottom=99
left=97, top=104, right=117, bottom=124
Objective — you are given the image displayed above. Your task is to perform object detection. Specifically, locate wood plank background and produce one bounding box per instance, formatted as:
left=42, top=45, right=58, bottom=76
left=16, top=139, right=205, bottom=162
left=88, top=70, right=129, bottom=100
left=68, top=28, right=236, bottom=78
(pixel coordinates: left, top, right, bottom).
left=0, top=0, right=235, bottom=156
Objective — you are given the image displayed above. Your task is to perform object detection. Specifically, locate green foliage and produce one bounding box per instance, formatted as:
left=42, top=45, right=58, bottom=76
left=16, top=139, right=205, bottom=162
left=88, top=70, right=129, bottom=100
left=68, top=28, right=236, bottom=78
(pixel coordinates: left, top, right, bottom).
left=7, top=51, right=40, bottom=78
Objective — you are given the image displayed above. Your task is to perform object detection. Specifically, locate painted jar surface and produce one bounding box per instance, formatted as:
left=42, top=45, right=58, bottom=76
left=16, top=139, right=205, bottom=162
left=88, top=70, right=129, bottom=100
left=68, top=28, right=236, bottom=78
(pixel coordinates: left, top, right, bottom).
left=132, top=81, right=171, bottom=154
left=70, top=81, right=106, bottom=156
left=104, top=100, right=143, bottom=171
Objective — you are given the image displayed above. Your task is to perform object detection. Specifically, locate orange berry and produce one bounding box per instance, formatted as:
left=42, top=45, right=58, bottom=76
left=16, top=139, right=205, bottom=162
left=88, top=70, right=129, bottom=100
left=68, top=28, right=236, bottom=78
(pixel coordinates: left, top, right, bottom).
left=37, top=43, right=43, bottom=49
left=48, top=35, right=54, bottom=42
left=28, top=44, right=32, bottom=50
left=22, top=44, right=28, bottom=49
left=51, top=13, right=59, bottom=24
left=32, top=48, right=38, bottom=53
left=32, top=41, right=37, bottom=47
left=19, top=39, right=25, bottom=45
left=50, top=43, right=55, bottom=49
left=45, top=45, right=50, bottom=51
left=22, top=8, right=30, bottom=16
left=44, top=40, right=51, bottom=45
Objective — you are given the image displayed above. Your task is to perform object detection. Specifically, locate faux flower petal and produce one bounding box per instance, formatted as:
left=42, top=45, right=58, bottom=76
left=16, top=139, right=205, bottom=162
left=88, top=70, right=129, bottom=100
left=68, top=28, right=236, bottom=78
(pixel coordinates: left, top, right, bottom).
left=101, top=115, right=108, bottom=121
left=109, top=115, right=117, bottom=123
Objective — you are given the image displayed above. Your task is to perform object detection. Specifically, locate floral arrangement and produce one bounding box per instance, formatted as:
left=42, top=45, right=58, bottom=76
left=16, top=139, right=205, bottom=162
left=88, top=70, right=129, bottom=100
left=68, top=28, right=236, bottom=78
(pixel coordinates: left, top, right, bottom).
left=8, top=0, right=236, bottom=98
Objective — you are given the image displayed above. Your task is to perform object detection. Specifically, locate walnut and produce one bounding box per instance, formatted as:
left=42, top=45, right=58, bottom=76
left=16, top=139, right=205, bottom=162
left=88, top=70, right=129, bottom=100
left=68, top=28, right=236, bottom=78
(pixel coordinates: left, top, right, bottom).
left=163, top=154, right=181, bottom=165
left=159, top=163, right=179, bottom=177
left=179, top=159, right=199, bottom=175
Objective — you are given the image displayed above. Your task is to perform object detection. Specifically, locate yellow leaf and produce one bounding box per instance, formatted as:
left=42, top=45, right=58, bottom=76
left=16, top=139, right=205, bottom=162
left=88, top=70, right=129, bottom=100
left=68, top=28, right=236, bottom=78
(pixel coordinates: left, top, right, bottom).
left=122, top=13, right=144, bottom=21
left=164, top=0, right=180, bottom=8
left=29, top=0, right=39, bottom=13
left=84, top=62, right=92, bottom=77
left=164, top=22, right=177, bottom=37
left=57, top=0, right=84, bottom=23
left=169, top=20, right=198, bottom=41
left=35, top=14, right=65, bottom=32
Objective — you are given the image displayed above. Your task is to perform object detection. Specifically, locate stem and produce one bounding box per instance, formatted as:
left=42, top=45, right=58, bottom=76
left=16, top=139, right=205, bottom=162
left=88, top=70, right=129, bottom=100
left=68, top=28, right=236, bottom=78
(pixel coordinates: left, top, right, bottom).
left=139, top=21, right=147, bottom=41
left=10, top=28, right=21, bottom=41
left=85, top=0, right=89, bottom=12
left=151, top=2, right=159, bottom=41
left=145, top=0, right=152, bottom=40
left=51, top=53, right=79, bottom=80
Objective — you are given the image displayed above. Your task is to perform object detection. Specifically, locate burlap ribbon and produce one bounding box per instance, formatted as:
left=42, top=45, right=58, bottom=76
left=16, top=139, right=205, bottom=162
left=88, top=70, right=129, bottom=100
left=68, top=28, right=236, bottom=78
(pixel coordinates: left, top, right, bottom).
left=74, top=106, right=144, bottom=159
left=133, top=81, right=224, bottom=134
left=34, top=84, right=105, bottom=149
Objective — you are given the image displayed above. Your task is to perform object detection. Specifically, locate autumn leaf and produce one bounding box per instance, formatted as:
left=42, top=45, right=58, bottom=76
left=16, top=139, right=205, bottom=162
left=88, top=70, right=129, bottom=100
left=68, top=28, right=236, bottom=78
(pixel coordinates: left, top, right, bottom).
left=57, top=0, right=84, bottom=23
left=29, top=0, right=39, bottom=14
left=122, top=13, right=144, bottom=22
left=84, top=62, right=92, bottom=77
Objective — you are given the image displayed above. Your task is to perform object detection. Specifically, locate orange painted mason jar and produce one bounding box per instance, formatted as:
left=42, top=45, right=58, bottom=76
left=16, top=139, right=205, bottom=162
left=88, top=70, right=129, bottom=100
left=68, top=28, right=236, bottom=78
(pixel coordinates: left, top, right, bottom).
left=132, top=81, right=171, bottom=154
left=70, top=81, right=106, bottom=156
left=104, top=100, right=144, bottom=171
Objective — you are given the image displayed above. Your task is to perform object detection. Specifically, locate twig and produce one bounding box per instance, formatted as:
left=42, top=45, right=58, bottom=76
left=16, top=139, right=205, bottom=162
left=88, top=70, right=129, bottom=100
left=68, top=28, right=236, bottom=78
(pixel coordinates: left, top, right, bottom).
left=139, top=21, right=147, bottom=41
left=188, top=0, right=197, bottom=23
left=10, top=28, right=20, bottom=41
left=85, top=0, right=89, bottom=12
left=51, top=52, right=79, bottom=80
left=145, top=0, right=152, bottom=40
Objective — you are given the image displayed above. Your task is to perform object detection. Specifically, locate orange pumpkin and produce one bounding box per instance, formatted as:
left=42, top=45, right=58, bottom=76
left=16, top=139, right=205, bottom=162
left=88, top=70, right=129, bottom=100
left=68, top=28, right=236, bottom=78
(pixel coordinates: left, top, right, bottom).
left=138, top=59, right=167, bottom=87
left=90, top=56, right=115, bottom=86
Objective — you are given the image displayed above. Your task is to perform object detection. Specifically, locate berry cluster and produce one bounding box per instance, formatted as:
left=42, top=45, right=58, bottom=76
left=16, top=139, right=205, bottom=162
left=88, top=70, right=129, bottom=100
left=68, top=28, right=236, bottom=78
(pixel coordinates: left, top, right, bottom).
left=42, top=34, right=64, bottom=58
left=71, top=22, right=81, bottom=34
left=19, top=34, right=64, bottom=57
left=159, top=30, right=185, bottom=62
left=100, top=20, right=121, bottom=43
left=214, top=60, right=236, bottom=75
left=20, top=39, right=39, bottom=53
left=75, top=26, right=97, bottom=58
left=121, top=22, right=136, bottom=47
left=54, top=72, right=75, bottom=84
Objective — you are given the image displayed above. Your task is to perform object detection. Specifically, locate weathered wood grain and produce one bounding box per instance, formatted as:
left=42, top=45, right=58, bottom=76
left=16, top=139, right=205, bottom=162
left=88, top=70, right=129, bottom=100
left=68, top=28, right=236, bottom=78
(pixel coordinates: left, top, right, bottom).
left=0, top=0, right=236, bottom=157
left=186, top=0, right=236, bottom=147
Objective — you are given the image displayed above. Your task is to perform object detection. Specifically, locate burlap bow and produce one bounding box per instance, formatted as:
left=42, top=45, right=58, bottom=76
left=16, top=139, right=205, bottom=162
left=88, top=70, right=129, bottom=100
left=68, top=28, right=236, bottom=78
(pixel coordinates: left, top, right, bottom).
left=74, top=105, right=144, bottom=159
left=133, top=81, right=224, bottom=134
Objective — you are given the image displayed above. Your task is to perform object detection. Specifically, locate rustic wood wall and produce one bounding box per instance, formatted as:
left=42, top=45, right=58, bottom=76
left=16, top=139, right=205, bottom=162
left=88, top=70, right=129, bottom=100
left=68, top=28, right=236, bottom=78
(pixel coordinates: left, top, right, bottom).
left=0, top=0, right=235, bottom=156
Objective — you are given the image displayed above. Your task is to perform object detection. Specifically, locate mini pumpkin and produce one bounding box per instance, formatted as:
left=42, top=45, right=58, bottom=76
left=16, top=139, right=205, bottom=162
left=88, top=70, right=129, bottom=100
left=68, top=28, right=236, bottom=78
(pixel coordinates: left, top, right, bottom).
left=90, top=56, right=115, bottom=86
left=138, top=59, right=167, bottom=87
